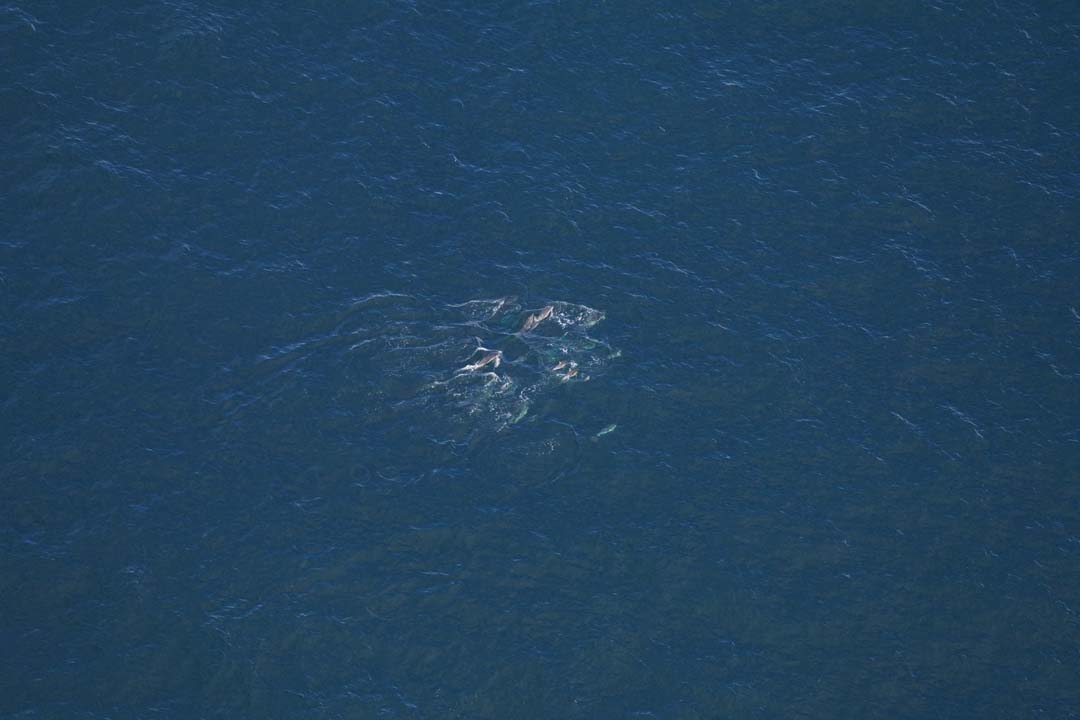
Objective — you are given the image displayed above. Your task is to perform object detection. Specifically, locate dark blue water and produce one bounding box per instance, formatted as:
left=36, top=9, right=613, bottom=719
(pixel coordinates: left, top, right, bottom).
left=4, top=2, right=1080, bottom=717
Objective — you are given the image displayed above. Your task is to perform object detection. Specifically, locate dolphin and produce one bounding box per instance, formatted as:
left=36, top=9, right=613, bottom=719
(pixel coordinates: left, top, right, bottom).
left=520, top=305, right=554, bottom=333
left=551, top=359, right=578, bottom=381
left=457, top=348, right=502, bottom=373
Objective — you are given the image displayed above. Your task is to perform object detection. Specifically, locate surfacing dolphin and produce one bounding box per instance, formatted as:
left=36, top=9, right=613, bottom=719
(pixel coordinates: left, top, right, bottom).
left=457, top=348, right=502, bottom=374
left=520, top=305, right=554, bottom=333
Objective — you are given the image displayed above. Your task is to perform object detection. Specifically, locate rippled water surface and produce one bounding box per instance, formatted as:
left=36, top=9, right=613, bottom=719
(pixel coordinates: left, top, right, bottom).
left=4, top=2, right=1080, bottom=718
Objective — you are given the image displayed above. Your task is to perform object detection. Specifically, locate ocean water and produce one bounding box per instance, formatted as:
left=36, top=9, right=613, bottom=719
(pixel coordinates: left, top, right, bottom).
left=3, top=1, right=1080, bottom=718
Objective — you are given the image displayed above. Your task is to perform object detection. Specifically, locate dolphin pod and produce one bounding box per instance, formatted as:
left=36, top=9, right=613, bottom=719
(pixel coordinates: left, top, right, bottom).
left=416, top=298, right=615, bottom=432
